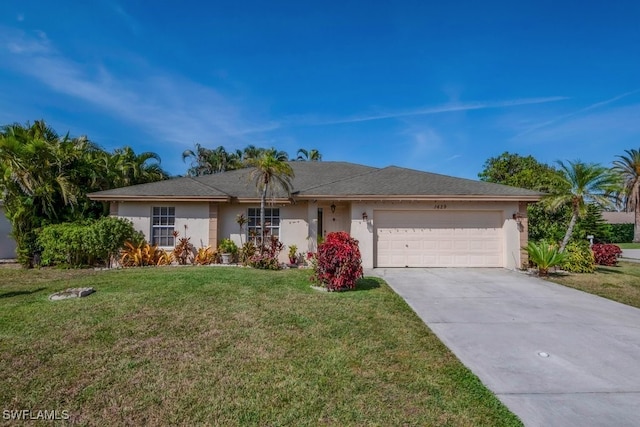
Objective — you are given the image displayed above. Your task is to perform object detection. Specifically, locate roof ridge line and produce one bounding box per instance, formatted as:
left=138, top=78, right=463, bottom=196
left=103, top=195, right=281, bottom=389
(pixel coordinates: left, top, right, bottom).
left=296, top=166, right=381, bottom=193
left=188, top=176, right=231, bottom=197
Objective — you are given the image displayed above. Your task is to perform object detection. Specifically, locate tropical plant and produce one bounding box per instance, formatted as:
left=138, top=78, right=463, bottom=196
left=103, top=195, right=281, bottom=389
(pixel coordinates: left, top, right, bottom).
left=182, top=144, right=243, bottom=176
left=218, top=238, right=238, bottom=255
left=526, top=241, right=567, bottom=276
left=120, top=241, right=170, bottom=267
left=247, top=236, right=284, bottom=270
left=312, top=231, right=363, bottom=291
left=296, top=148, right=322, bottom=161
left=247, top=149, right=294, bottom=248
left=592, top=244, right=623, bottom=266
left=543, top=160, right=620, bottom=252
left=173, top=235, right=195, bottom=265
left=613, top=148, right=640, bottom=242
left=239, top=241, right=257, bottom=265
left=288, top=244, right=298, bottom=264
left=194, top=246, right=216, bottom=265
left=236, top=213, right=247, bottom=245
left=0, top=120, right=167, bottom=266
left=559, top=241, right=595, bottom=273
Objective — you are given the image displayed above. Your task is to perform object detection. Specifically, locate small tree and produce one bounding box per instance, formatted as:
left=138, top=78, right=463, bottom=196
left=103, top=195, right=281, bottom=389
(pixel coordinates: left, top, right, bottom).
left=543, top=160, right=620, bottom=253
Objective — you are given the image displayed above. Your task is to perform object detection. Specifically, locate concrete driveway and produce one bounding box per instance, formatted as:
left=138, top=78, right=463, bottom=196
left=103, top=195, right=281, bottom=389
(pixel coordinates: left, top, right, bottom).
left=371, top=268, right=640, bottom=427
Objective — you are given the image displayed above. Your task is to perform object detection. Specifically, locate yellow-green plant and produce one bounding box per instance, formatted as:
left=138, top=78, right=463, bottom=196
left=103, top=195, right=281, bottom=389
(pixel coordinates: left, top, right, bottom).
left=194, top=246, right=216, bottom=265
left=526, top=241, right=567, bottom=276
left=120, top=241, right=168, bottom=267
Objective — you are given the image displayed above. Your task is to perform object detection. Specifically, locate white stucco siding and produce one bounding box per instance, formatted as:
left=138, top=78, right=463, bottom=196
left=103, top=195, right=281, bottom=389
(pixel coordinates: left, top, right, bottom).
left=219, top=202, right=310, bottom=262
left=116, top=202, right=210, bottom=249
left=0, top=205, right=17, bottom=259
left=350, top=201, right=522, bottom=269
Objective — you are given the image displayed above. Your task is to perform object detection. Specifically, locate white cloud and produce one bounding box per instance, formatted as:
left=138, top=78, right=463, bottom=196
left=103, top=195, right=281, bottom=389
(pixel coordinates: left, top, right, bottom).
left=514, top=90, right=640, bottom=139
left=0, top=27, right=279, bottom=148
left=292, top=96, right=569, bottom=126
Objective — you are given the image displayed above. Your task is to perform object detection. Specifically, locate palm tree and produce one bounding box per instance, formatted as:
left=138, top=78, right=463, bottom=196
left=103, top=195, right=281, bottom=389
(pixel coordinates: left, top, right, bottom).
left=544, top=160, right=620, bottom=252
left=182, top=143, right=214, bottom=176
left=613, top=149, right=640, bottom=242
left=247, top=150, right=294, bottom=248
left=296, top=148, right=322, bottom=161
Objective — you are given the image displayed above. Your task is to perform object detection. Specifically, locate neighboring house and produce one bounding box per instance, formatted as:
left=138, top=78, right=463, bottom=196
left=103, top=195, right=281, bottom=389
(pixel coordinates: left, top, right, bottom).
left=88, top=161, right=542, bottom=269
left=0, top=200, right=17, bottom=259
left=602, top=211, right=634, bottom=224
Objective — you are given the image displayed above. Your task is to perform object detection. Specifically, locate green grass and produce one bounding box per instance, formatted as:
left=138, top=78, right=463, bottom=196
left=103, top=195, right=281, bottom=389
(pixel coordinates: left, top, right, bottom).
left=614, top=243, right=640, bottom=249
left=548, top=261, right=640, bottom=309
left=0, top=266, right=521, bottom=426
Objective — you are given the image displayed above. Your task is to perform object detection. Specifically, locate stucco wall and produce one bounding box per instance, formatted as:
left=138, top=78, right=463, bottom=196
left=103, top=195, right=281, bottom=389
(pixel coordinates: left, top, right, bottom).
left=350, top=200, right=522, bottom=269
left=219, top=202, right=311, bottom=263
left=0, top=205, right=17, bottom=259
left=116, top=202, right=210, bottom=249
left=113, top=199, right=523, bottom=268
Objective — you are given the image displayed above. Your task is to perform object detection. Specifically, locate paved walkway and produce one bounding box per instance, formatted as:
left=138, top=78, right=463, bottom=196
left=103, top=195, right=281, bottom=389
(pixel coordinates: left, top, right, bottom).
left=371, top=268, right=640, bottom=427
left=621, top=249, right=640, bottom=262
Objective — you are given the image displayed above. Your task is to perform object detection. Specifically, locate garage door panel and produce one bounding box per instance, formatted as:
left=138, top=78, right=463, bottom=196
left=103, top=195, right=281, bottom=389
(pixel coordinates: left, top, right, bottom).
left=376, top=210, right=503, bottom=268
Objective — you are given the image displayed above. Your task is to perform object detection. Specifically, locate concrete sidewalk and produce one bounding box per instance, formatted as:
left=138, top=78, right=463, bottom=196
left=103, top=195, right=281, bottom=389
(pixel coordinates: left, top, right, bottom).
left=621, top=249, right=640, bottom=262
left=371, top=268, right=640, bottom=427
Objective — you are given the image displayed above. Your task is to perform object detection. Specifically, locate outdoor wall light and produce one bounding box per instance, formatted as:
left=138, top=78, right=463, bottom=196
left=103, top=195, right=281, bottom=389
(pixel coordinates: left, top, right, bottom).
left=330, top=203, right=336, bottom=214
left=362, top=212, right=368, bottom=221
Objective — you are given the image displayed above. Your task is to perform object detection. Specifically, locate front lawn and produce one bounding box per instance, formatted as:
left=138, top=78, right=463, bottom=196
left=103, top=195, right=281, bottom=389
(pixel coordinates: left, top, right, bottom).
left=548, top=261, right=640, bottom=309
left=0, top=267, right=520, bottom=426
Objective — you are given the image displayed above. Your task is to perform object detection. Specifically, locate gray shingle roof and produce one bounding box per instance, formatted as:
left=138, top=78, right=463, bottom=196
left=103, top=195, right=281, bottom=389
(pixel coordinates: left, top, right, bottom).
left=89, top=161, right=543, bottom=201
left=300, top=166, right=543, bottom=197
left=89, top=177, right=229, bottom=199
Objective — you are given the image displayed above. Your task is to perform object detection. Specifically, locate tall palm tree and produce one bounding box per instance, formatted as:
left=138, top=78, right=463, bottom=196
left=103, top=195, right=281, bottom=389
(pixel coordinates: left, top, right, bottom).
left=613, top=149, right=640, bottom=242
left=544, top=160, right=620, bottom=252
left=247, top=151, right=294, bottom=247
left=182, top=143, right=213, bottom=176
left=296, top=148, right=322, bottom=161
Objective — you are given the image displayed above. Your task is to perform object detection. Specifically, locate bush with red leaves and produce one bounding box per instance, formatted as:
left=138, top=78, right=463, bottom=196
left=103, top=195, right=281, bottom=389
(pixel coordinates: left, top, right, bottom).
left=312, top=231, right=363, bottom=291
left=592, top=243, right=622, bottom=266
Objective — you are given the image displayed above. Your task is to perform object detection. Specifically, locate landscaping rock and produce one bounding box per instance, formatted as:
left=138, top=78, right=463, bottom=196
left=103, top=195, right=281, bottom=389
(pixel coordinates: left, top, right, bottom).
left=49, top=287, right=95, bottom=301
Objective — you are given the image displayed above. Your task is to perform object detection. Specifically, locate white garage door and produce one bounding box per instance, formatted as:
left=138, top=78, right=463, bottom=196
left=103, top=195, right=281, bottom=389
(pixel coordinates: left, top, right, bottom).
left=376, top=210, right=503, bottom=267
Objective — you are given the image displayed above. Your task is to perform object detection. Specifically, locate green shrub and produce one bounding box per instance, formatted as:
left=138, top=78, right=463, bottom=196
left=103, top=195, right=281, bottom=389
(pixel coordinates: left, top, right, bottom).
left=526, top=241, right=567, bottom=277
left=89, top=217, right=144, bottom=267
left=606, top=223, right=634, bottom=243
left=38, top=217, right=142, bottom=267
left=559, top=241, right=595, bottom=273
left=218, top=238, right=238, bottom=255
left=38, top=221, right=92, bottom=267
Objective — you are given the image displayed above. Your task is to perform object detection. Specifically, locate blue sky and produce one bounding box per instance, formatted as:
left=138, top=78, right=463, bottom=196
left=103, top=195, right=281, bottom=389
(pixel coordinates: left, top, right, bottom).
left=0, top=1, right=639, bottom=179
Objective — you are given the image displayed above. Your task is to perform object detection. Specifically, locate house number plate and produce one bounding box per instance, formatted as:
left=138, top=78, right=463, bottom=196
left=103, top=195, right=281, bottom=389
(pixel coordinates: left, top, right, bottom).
left=434, top=204, right=447, bottom=209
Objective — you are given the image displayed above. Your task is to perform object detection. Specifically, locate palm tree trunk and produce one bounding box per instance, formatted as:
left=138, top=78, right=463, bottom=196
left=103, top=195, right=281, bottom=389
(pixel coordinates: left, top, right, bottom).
left=559, top=211, right=578, bottom=253
left=260, top=182, right=268, bottom=251
left=634, top=208, right=640, bottom=243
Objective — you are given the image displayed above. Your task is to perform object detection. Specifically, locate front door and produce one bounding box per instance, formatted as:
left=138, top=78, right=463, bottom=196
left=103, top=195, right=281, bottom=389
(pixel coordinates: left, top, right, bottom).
left=322, top=204, right=349, bottom=237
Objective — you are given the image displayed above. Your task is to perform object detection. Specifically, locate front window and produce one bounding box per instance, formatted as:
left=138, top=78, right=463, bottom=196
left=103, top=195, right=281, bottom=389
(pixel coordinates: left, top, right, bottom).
left=247, top=207, right=280, bottom=244
left=152, top=207, right=175, bottom=246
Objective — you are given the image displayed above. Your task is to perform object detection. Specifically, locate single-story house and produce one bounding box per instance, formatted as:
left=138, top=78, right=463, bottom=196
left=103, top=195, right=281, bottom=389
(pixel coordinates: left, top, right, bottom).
left=88, top=161, right=542, bottom=269
left=0, top=200, right=17, bottom=259
left=602, top=211, right=634, bottom=224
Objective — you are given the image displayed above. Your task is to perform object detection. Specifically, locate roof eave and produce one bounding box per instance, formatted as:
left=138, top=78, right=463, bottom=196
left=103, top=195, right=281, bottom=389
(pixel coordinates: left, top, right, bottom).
left=295, top=194, right=543, bottom=202
left=87, top=195, right=231, bottom=202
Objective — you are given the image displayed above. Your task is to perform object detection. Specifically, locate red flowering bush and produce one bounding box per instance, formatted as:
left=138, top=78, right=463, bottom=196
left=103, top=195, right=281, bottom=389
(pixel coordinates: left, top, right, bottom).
left=312, top=231, right=363, bottom=291
left=592, top=243, right=622, bottom=266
